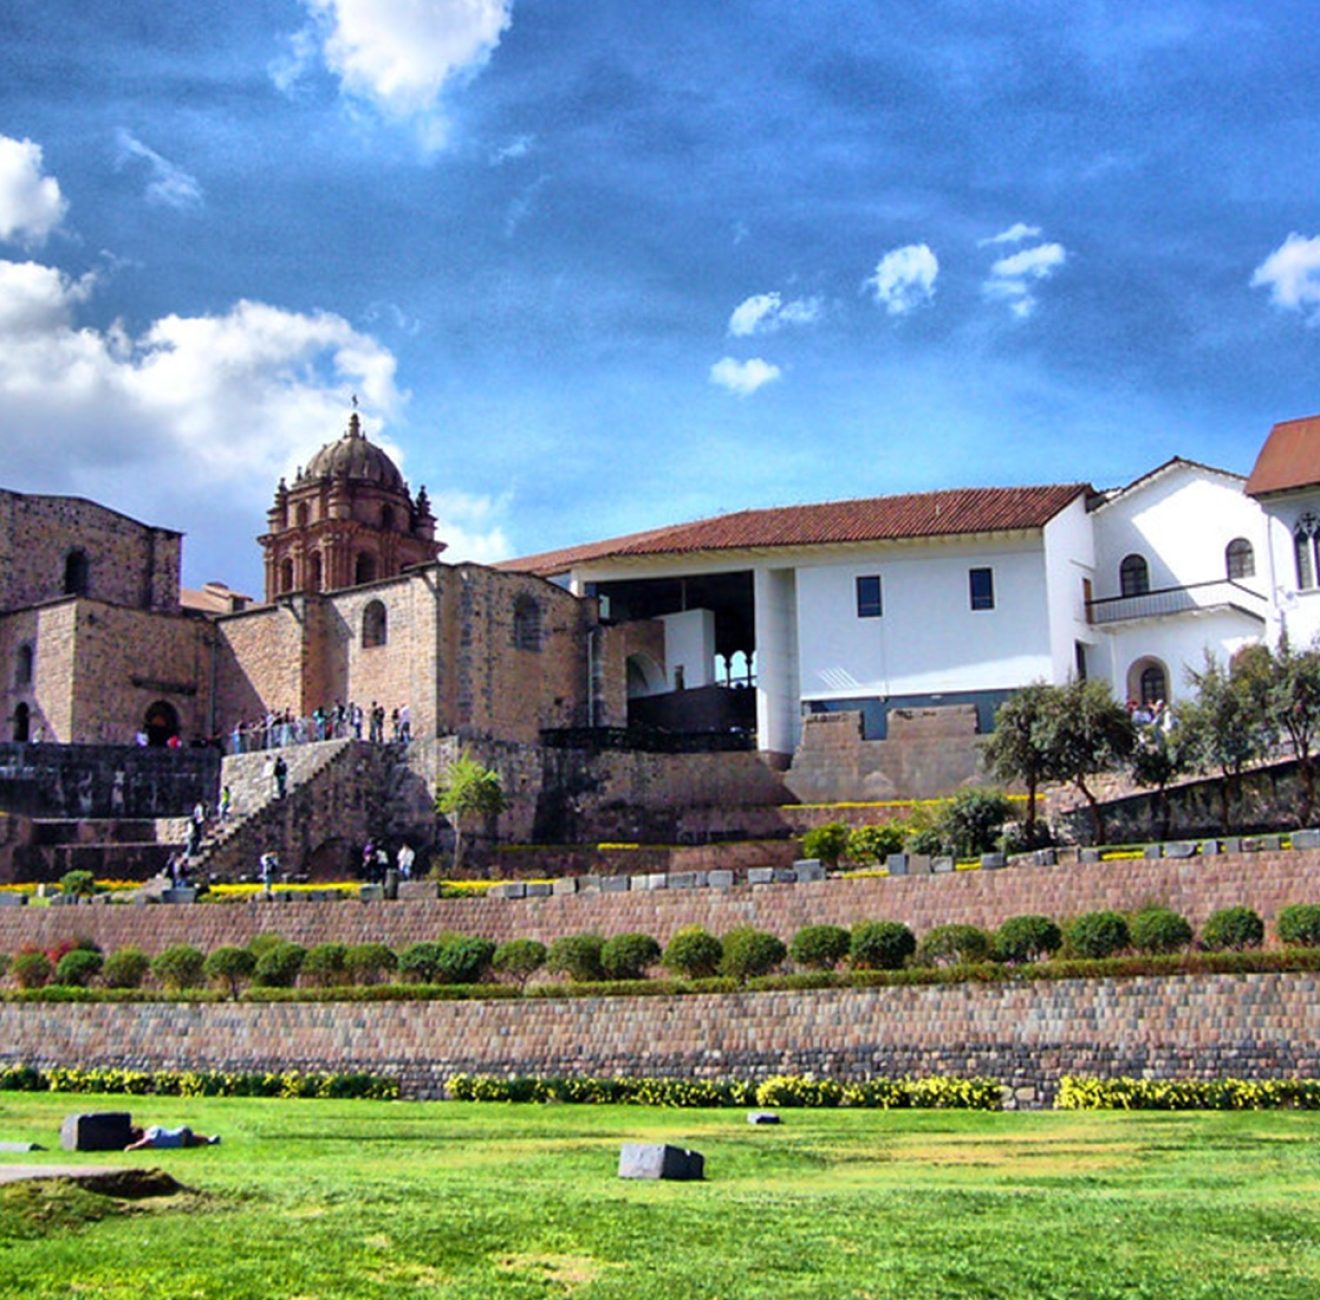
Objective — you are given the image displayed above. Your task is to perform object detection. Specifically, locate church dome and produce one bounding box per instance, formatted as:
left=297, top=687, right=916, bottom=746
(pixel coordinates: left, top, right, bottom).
left=300, top=413, right=406, bottom=493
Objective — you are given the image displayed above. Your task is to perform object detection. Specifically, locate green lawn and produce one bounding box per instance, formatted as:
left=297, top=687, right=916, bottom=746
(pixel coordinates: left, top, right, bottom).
left=3, top=1094, right=1320, bottom=1298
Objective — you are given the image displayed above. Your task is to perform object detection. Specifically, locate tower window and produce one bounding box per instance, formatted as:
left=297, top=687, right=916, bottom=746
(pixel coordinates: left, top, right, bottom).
left=14, top=643, right=33, bottom=687
left=362, top=599, right=387, bottom=648
left=513, top=594, right=542, bottom=651
left=63, top=549, right=89, bottom=596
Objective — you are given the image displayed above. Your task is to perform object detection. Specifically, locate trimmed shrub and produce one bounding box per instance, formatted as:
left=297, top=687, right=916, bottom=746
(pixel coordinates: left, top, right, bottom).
left=915, top=924, right=991, bottom=967
left=246, top=933, right=286, bottom=960
left=661, top=926, right=723, bottom=980
left=850, top=920, right=916, bottom=970
left=788, top=924, right=852, bottom=970
left=435, top=935, right=496, bottom=985
left=1129, top=907, right=1194, bottom=955
left=844, top=824, right=904, bottom=867
left=1202, top=906, right=1265, bottom=952
left=344, top=943, right=397, bottom=985
left=397, top=941, right=447, bottom=983
left=151, top=944, right=205, bottom=991
left=720, top=927, right=787, bottom=982
left=1064, top=911, right=1130, bottom=959
left=600, top=933, right=662, bottom=981
left=991, top=915, right=1062, bottom=964
left=301, top=943, right=350, bottom=987
left=546, top=933, right=607, bottom=983
left=59, top=869, right=96, bottom=898
left=203, top=946, right=257, bottom=999
left=12, top=950, right=52, bottom=989
left=253, top=941, right=307, bottom=988
left=54, top=948, right=103, bottom=987
left=492, top=939, right=547, bottom=988
left=938, top=787, right=1014, bottom=857
left=801, top=821, right=850, bottom=868
left=900, top=806, right=946, bottom=857
left=1276, top=904, right=1320, bottom=948
left=102, top=947, right=151, bottom=990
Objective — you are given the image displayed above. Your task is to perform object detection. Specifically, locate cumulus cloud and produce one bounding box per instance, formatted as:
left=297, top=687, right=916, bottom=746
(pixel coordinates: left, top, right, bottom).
left=114, top=130, right=203, bottom=211
left=864, top=244, right=939, bottom=316
left=0, top=136, right=67, bottom=246
left=983, top=241, right=1067, bottom=318
left=979, top=222, right=1042, bottom=247
left=727, top=291, right=822, bottom=337
left=1251, top=233, right=1320, bottom=318
left=281, top=0, right=514, bottom=147
left=709, top=356, right=781, bottom=396
left=490, top=134, right=533, bottom=165
left=427, top=487, right=513, bottom=563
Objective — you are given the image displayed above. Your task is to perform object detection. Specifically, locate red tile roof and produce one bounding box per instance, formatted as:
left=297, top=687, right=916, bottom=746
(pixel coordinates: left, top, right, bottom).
left=1246, top=414, right=1320, bottom=498
left=501, top=483, right=1091, bottom=577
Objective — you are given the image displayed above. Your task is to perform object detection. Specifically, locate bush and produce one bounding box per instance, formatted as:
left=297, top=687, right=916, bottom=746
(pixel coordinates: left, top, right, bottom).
left=900, top=806, right=946, bottom=857
left=59, top=869, right=96, bottom=898
left=491, top=939, right=546, bottom=987
left=203, top=946, right=257, bottom=998
left=397, top=941, right=447, bottom=983
left=938, top=788, right=1014, bottom=857
left=1129, top=907, right=1194, bottom=955
left=756, top=1075, right=843, bottom=1108
left=844, top=823, right=904, bottom=867
left=301, top=943, right=350, bottom=987
left=434, top=935, right=496, bottom=985
left=0, top=953, right=8, bottom=981
left=246, top=933, right=286, bottom=960
left=1201, top=906, right=1264, bottom=952
left=1276, top=904, right=1320, bottom=947
left=1064, top=911, right=1130, bottom=959
left=720, top=927, right=786, bottom=982
left=151, top=944, right=205, bottom=990
left=915, top=924, right=991, bottom=967
left=546, top=933, right=607, bottom=983
left=801, top=822, right=850, bottom=868
left=54, top=948, right=103, bottom=987
left=661, top=926, right=723, bottom=979
left=991, top=915, right=1062, bottom=964
left=788, top=924, right=852, bottom=970
left=849, top=920, right=916, bottom=970
left=600, top=933, right=661, bottom=981
left=101, top=947, right=151, bottom=990
left=344, top=942, right=397, bottom=984
left=253, top=941, right=307, bottom=988
left=11, top=950, right=52, bottom=989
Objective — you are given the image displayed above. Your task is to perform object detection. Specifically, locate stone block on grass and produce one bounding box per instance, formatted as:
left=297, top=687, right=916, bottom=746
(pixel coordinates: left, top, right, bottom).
left=794, top=861, right=826, bottom=882
left=599, top=875, right=630, bottom=893
left=906, top=855, right=932, bottom=875
left=746, top=1112, right=781, bottom=1125
left=668, top=872, right=698, bottom=890
left=1163, top=842, right=1197, bottom=859
left=747, top=868, right=775, bottom=886
left=931, top=856, right=954, bottom=874
left=500, top=882, right=527, bottom=900
left=578, top=876, right=601, bottom=893
left=707, top=870, right=734, bottom=890
left=618, top=1143, right=705, bottom=1181
left=1200, top=839, right=1220, bottom=856
left=980, top=852, right=1007, bottom=870
left=61, top=1112, right=133, bottom=1153
left=1292, top=829, right=1320, bottom=851
left=552, top=877, right=579, bottom=896
left=885, top=853, right=909, bottom=876
left=525, top=883, right=552, bottom=898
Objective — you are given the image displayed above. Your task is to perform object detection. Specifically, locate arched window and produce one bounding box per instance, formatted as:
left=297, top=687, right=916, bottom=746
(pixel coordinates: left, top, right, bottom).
left=295, top=502, right=310, bottom=528
left=308, top=552, right=323, bottom=593
left=14, top=643, right=32, bottom=688
left=63, top=549, right=89, bottom=596
left=143, top=700, right=179, bottom=747
left=1225, top=538, right=1255, bottom=580
left=1139, top=663, right=1167, bottom=707
left=355, top=552, right=377, bottom=585
left=280, top=558, right=295, bottom=594
left=362, top=599, right=387, bottom=648
left=380, top=504, right=395, bottom=531
left=513, top=594, right=542, bottom=651
left=1295, top=514, right=1320, bottom=591
left=12, top=702, right=29, bottom=742
left=1119, top=553, right=1149, bottom=598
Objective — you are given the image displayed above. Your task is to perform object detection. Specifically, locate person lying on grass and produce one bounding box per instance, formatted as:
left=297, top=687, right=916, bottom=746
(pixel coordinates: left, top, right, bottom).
left=124, top=1124, right=221, bottom=1150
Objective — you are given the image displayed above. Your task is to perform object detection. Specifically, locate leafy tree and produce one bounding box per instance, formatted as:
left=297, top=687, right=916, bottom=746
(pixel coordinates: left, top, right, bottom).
left=301, top=943, right=349, bottom=987
left=719, top=927, right=786, bottom=982
left=801, top=822, right=850, bottom=868
left=915, top=924, right=991, bottom=967
left=991, top=915, right=1062, bottom=964
left=1064, top=911, right=1129, bottom=959
left=101, top=947, right=151, bottom=989
left=660, top=926, right=723, bottom=979
left=1276, top=904, right=1320, bottom=947
left=491, top=939, right=547, bottom=988
left=844, top=824, right=904, bottom=867
left=1037, top=680, right=1136, bottom=845
left=11, top=950, right=51, bottom=989
left=397, top=941, right=448, bottom=983
left=983, top=682, right=1055, bottom=845
left=1265, top=636, right=1320, bottom=825
left=54, top=948, right=102, bottom=987
left=434, top=934, right=496, bottom=984
left=1201, top=906, right=1264, bottom=952
left=435, top=751, right=509, bottom=873
left=1128, top=907, right=1193, bottom=955
left=788, top=924, right=851, bottom=970
left=253, top=941, right=307, bottom=988
left=849, top=920, right=916, bottom=971
left=203, top=946, right=257, bottom=999
left=600, top=932, right=661, bottom=980
left=59, top=870, right=96, bottom=898
left=151, top=944, right=205, bottom=990
left=344, top=942, right=398, bottom=985
left=938, top=788, right=1014, bottom=857
left=546, top=933, right=606, bottom=983
left=1129, top=726, right=1192, bottom=841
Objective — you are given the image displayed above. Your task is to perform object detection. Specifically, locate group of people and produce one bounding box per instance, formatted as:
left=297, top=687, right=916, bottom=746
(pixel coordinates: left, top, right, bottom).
left=1127, top=697, right=1175, bottom=732
left=360, top=839, right=416, bottom=882
left=227, top=701, right=412, bottom=755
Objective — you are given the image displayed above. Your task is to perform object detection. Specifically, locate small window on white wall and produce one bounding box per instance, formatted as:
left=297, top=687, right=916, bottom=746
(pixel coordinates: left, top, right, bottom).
left=855, top=575, right=882, bottom=618
left=969, top=568, right=994, bottom=611
left=1225, top=538, right=1254, bottom=580
left=1120, top=553, right=1149, bottom=597
left=1295, top=514, right=1320, bottom=591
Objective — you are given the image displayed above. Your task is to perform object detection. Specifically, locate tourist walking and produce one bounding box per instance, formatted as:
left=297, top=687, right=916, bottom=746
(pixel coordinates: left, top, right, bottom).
left=396, top=841, right=415, bottom=880
left=274, top=754, right=288, bottom=798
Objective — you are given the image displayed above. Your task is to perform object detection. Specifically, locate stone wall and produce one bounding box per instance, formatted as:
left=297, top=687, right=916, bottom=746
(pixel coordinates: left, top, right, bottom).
left=5, top=972, right=1319, bottom=1106
left=3, top=846, right=1318, bottom=954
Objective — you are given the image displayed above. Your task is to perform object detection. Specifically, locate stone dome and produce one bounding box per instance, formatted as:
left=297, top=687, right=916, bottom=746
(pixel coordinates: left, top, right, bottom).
left=299, top=413, right=406, bottom=493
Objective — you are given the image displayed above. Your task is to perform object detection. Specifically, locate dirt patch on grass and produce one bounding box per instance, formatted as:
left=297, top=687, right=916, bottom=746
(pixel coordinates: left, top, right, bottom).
left=498, top=1252, right=607, bottom=1290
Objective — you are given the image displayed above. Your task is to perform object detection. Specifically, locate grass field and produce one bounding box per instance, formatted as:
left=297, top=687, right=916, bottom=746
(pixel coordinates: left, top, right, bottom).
left=3, top=1093, right=1320, bottom=1298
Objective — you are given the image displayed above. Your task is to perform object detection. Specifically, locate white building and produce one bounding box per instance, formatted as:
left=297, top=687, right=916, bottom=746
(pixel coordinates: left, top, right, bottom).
left=506, top=420, right=1306, bottom=766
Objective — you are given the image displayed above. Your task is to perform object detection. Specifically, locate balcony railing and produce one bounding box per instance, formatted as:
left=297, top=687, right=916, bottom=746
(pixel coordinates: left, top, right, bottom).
left=1086, top=579, right=1267, bottom=626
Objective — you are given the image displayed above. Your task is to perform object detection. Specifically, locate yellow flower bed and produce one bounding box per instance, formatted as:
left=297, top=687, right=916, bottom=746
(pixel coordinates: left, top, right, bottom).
left=441, top=878, right=555, bottom=894
left=208, top=881, right=363, bottom=899
left=785, top=795, right=1029, bottom=811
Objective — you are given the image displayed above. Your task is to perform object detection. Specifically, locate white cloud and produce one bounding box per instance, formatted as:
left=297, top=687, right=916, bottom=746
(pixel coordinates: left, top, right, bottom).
left=982, top=241, right=1067, bottom=318
left=490, top=134, right=533, bottom=165
left=864, top=244, right=939, bottom=316
left=1251, top=233, right=1320, bottom=317
left=727, top=291, right=822, bottom=337
left=979, top=222, right=1042, bottom=247
left=427, top=487, right=512, bottom=563
left=709, top=356, right=781, bottom=396
left=286, top=0, right=514, bottom=147
left=0, top=136, right=67, bottom=246
left=114, top=130, right=203, bottom=211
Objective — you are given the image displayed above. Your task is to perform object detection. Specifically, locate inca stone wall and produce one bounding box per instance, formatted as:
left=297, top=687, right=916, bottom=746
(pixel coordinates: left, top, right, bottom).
left=3, top=847, right=1318, bottom=954
left=4, top=972, right=1319, bottom=1106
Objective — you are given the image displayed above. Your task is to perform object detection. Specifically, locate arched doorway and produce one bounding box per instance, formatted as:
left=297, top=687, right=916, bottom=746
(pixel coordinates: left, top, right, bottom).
left=626, top=653, right=667, bottom=699
left=1127, top=657, right=1169, bottom=707
left=64, top=549, right=89, bottom=596
left=12, top=703, right=29, bottom=742
left=143, top=700, right=180, bottom=747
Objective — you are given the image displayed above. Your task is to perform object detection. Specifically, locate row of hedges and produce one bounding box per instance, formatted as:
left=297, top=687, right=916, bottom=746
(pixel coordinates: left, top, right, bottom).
left=0, top=1063, right=399, bottom=1099
left=1055, top=1076, right=1320, bottom=1110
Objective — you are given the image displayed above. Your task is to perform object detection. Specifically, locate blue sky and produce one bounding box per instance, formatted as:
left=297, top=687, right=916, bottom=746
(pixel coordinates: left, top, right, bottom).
left=0, top=0, right=1318, bottom=594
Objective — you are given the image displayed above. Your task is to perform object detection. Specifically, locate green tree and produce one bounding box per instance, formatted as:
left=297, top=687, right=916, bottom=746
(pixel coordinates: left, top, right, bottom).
left=203, top=946, right=257, bottom=999
left=1037, top=679, right=1136, bottom=846
left=1266, top=636, right=1320, bottom=825
left=660, top=926, right=723, bottom=979
left=491, top=939, right=547, bottom=988
left=801, top=822, right=850, bottom=868
left=435, top=751, right=509, bottom=873
left=151, top=943, right=205, bottom=990
left=983, top=682, right=1054, bottom=845
left=1129, top=726, right=1192, bottom=841
left=938, top=787, right=1014, bottom=857
left=59, top=869, right=96, bottom=898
